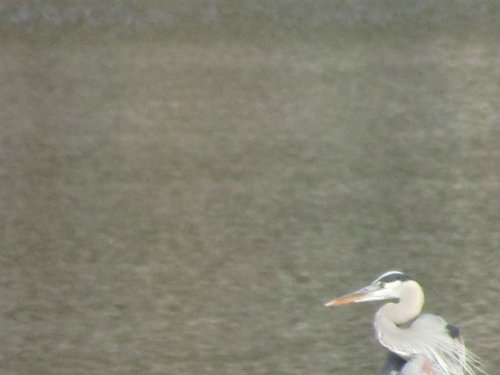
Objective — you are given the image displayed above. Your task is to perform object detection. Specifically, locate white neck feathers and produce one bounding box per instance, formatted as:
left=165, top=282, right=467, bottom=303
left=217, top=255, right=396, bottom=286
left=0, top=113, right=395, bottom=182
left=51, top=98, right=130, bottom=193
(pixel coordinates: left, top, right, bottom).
left=373, top=280, right=425, bottom=356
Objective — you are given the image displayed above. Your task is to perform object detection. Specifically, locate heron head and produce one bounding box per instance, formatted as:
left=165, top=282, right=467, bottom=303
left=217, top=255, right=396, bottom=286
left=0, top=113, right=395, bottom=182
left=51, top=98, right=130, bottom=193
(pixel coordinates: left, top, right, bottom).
left=325, top=271, right=411, bottom=306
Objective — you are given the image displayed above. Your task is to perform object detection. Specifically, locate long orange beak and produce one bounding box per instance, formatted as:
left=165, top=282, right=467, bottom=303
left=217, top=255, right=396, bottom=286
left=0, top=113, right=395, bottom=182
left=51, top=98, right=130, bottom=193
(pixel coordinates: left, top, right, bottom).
left=324, top=284, right=379, bottom=307
left=324, top=293, right=367, bottom=306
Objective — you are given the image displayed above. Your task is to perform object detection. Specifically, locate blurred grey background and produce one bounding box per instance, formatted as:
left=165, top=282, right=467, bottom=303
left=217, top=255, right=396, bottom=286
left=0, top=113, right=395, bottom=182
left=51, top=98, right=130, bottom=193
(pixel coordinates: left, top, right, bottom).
left=0, top=1, right=499, bottom=374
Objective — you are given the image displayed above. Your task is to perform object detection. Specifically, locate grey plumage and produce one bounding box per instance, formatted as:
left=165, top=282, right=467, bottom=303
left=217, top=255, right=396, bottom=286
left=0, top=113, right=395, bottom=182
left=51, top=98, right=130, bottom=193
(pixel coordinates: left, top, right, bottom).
left=325, top=271, right=486, bottom=375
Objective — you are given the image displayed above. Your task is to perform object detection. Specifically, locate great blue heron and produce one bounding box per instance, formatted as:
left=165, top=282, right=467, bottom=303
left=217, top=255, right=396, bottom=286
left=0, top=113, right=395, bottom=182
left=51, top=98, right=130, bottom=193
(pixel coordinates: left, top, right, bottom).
left=325, top=271, right=485, bottom=375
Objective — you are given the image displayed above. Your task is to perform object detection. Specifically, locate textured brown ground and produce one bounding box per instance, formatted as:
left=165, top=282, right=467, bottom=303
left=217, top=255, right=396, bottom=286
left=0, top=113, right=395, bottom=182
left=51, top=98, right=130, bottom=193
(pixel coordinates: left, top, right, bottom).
left=0, top=2, right=499, bottom=374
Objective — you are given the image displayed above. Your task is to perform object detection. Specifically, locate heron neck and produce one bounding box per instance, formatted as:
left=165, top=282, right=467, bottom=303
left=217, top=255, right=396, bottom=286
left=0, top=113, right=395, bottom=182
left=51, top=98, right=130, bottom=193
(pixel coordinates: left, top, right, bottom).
left=379, top=280, right=424, bottom=324
left=373, top=281, right=425, bottom=355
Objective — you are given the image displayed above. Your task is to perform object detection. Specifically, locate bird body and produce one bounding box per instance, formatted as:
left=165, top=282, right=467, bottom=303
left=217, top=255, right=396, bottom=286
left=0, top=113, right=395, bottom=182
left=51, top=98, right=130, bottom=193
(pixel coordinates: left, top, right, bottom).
left=325, top=271, right=485, bottom=375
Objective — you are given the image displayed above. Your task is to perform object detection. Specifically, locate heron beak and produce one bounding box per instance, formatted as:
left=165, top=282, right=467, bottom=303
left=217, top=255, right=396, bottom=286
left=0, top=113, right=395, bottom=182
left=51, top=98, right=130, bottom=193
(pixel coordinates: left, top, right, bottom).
left=324, top=285, right=379, bottom=307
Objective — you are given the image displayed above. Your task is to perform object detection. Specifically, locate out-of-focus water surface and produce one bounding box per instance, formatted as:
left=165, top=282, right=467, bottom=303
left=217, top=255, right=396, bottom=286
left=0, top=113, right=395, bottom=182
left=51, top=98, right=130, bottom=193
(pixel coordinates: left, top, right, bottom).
left=0, top=1, right=499, bottom=374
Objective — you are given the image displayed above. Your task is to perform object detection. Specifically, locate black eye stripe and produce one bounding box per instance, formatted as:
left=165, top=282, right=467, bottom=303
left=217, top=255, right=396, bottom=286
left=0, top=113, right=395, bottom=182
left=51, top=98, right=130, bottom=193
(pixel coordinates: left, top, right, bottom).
left=375, top=272, right=411, bottom=284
